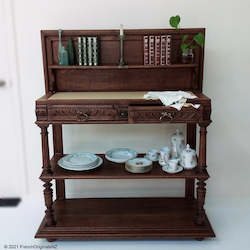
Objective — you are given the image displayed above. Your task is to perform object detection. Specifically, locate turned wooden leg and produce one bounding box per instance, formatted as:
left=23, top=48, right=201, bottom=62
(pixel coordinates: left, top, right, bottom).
left=38, top=124, right=52, bottom=174
left=198, top=122, right=209, bottom=172
left=52, top=124, right=65, bottom=200
left=42, top=179, right=55, bottom=226
left=185, top=124, right=196, bottom=200
left=195, top=177, right=208, bottom=225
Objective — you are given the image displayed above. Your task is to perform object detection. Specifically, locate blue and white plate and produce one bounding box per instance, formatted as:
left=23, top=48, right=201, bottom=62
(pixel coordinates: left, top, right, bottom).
left=105, top=148, right=137, bottom=163
left=62, top=152, right=98, bottom=167
left=58, top=155, right=103, bottom=171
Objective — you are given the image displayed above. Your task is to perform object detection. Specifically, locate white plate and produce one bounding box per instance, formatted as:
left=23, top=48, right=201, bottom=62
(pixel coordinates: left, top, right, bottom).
left=58, top=156, right=103, bottom=171
left=105, top=148, right=137, bottom=163
left=62, top=152, right=98, bottom=167
left=162, top=165, right=183, bottom=174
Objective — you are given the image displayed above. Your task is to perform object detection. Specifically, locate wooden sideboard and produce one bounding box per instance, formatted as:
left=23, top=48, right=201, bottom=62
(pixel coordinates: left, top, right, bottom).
left=35, top=29, right=215, bottom=241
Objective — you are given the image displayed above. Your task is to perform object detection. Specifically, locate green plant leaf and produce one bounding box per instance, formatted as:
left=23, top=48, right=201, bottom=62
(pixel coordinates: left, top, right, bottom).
left=169, top=15, right=181, bottom=29
left=181, top=43, right=188, bottom=53
left=190, top=45, right=196, bottom=49
left=194, top=32, right=205, bottom=47
left=182, top=34, right=188, bottom=42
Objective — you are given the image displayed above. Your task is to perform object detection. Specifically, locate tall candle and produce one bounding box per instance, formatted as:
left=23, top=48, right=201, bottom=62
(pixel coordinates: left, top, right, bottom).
left=120, top=24, right=124, bottom=36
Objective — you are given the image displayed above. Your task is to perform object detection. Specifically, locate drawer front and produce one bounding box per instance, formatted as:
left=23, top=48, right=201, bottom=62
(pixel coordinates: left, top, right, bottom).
left=128, top=106, right=202, bottom=123
left=48, top=105, right=119, bottom=122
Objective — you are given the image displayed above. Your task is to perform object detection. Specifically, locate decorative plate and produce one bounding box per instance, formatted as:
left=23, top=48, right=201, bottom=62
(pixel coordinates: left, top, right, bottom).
left=125, top=157, right=153, bottom=173
left=58, top=155, right=103, bottom=171
left=62, top=152, right=98, bottom=167
left=105, top=148, right=137, bottom=163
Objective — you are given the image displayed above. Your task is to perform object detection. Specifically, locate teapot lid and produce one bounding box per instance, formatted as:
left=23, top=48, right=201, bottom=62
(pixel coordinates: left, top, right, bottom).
left=183, top=144, right=196, bottom=154
left=186, top=144, right=191, bottom=151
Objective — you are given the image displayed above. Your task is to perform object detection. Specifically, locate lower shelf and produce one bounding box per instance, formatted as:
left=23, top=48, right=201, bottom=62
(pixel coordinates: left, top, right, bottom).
left=35, top=198, right=215, bottom=240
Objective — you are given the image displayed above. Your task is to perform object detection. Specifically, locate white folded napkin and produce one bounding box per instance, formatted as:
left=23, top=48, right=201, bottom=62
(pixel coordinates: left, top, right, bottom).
left=144, top=91, right=200, bottom=110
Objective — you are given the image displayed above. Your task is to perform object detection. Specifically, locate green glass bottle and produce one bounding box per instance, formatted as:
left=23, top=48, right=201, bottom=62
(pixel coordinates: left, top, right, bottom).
left=58, top=29, right=69, bottom=66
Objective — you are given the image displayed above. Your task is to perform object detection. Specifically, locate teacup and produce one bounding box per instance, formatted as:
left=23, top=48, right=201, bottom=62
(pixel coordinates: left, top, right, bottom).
left=167, top=159, right=179, bottom=171
left=159, top=146, right=170, bottom=165
left=146, top=149, right=159, bottom=161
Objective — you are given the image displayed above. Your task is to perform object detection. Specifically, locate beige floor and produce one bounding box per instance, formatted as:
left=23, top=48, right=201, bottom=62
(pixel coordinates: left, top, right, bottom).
left=0, top=195, right=249, bottom=250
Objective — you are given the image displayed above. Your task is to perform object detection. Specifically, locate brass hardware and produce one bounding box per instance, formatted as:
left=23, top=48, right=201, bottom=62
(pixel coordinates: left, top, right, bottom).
left=76, top=111, right=88, bottom=122
left=119, top=111, right=128, bottom=118
left=159, top=112, right=174, bottom=122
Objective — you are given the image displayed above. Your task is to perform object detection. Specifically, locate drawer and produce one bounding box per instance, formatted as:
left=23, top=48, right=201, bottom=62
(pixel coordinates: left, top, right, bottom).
left=48, top=105, right=119, bottom=122
left=128, top=106, right=202, bottom=123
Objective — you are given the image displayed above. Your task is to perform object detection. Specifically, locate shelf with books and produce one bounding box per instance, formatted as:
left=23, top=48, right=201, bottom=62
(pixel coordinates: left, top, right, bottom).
left=48, top=64, right=198, bottom=70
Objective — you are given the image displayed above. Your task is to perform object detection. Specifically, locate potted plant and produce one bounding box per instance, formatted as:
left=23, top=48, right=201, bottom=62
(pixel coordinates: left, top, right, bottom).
left=169, top=15, right=205, bottom=63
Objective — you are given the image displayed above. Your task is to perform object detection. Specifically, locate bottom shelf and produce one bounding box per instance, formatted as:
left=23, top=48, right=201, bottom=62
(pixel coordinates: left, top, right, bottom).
left=35, top=198, right=215, bottom=240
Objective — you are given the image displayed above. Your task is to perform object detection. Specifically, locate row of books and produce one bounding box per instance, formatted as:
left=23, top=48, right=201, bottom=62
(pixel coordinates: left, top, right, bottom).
left=144, top=35, right=172, bottom=65
left=77, top=36, right=99, bottom=66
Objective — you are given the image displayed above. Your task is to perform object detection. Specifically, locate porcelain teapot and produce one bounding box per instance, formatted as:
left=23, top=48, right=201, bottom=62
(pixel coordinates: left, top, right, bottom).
left=171, top=129, right=185, bottom=159
left=180, top=144, right=197, bottom=170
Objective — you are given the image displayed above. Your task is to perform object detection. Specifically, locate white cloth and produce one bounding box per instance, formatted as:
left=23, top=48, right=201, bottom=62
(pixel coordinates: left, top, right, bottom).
left=144, top=91, right=200, bottom=110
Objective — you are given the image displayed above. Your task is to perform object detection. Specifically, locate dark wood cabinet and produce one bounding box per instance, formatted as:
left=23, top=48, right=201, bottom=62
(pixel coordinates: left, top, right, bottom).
left=35, top=29, right=215, bottom=241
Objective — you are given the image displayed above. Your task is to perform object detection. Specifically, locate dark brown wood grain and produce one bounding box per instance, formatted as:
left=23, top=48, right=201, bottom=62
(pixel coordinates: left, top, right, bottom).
left=35, top=198, right=215, bottom=240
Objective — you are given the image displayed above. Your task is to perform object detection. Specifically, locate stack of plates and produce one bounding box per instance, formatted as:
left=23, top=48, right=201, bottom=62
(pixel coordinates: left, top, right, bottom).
left=125, top=158, right=153, bottom=173
left=58, top=152, right=103, bottom=171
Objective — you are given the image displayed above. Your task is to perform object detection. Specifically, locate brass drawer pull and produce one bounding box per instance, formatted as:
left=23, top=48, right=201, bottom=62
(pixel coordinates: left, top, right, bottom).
left=76, top=111, right=89, bottom=122
left=159, top=112, right=174, bottom=122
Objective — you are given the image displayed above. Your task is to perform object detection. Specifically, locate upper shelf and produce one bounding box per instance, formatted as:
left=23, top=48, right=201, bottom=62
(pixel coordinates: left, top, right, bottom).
left=48, top=64, right=199, bottom=70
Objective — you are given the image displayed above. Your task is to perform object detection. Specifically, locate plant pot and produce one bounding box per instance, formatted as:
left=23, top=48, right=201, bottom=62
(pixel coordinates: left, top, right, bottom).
left=182, top=48, right=194, bottom=64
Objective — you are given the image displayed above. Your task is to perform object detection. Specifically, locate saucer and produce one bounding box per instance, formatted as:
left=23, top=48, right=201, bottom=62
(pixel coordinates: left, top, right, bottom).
left=162, top=165, right=183, bottom=174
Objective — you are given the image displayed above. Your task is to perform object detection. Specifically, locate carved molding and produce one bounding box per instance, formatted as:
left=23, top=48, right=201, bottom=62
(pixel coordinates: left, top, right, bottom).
left=129, top=110, right=201, bottom=123
left=36, top=104, right=48, bottom=121
left=48, top=105, right=118, bottom=121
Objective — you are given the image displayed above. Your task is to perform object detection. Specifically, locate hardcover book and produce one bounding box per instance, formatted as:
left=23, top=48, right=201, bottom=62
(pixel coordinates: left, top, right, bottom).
left=155, top=36, right=161, bottom=65
left=149, top=35, right=155, bottom=65
left=87, top=37, right=93, bottom=66
left=160, top=35, right=167, bottom=65
left=143, top=36, right=149, bottom=65
left=77, top=37, right=83, bottom=66
left=92, top=36, right=98, bottom=66
left=166, top=35, right=172, bottom=65
left=82, top=37, right=88, bottom=66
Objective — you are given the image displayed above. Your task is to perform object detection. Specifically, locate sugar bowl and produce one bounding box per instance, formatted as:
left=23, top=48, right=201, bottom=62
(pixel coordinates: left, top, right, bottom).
left=180, top=144, right=197, bottom=170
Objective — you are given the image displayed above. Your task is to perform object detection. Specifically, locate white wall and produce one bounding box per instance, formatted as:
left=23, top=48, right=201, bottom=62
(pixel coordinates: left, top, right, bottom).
left=12, top=0, right=250, bottom=198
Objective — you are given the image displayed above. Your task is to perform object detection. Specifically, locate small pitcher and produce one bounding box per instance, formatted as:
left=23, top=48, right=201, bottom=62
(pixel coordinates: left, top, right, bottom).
left=159, top=146, right=170, bottom=165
